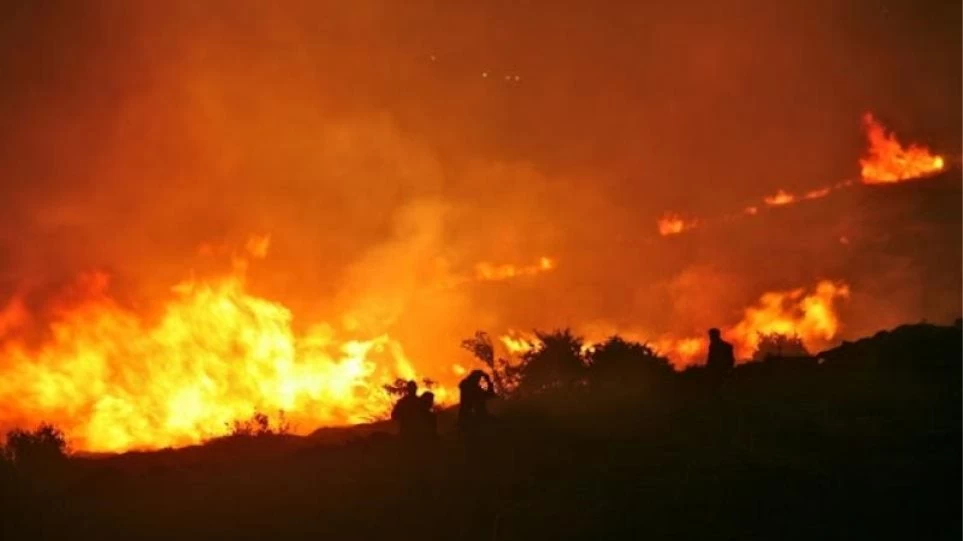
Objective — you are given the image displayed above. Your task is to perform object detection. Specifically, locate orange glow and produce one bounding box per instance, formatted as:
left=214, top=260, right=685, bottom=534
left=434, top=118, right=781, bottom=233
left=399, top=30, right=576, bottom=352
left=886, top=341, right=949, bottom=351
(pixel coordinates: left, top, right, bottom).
left=499, top=330, right=540, bottom=355
left=859, top=113, right=945, bottom=184
left=804, top=186, right=832, bottom=200
left=244, top=234, right=271, bottom=259
left=647, top=280, right=850, bottom=367
left=763, top=189, right=796, bottom=206
left=475, top=256, right=556, bottom=281
left=0, top=247, right=455, bottom=453
left=0, top=296, right=28, bottom=339
left=654, top=336, right=707, bottom=367
left=657, top=213, right=697, bottom=236
left=726, top=280, right=850, bottom=359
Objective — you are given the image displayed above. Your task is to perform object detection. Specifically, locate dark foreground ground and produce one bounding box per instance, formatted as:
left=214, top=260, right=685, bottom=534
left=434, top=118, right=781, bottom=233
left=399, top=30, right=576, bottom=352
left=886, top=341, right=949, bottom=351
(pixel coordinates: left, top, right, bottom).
left=1, top=323, right=960, bottom=540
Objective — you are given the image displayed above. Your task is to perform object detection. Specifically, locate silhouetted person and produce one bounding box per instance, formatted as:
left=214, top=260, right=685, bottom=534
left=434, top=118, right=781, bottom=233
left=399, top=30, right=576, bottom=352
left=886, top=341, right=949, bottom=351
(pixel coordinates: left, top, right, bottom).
left=706, top=328, right=735, bottom=374
left=391, top=380, right=420, bottom=440
left=458, top=370, right=496, bottom=437
left=416, top=391, right=438, bottom=439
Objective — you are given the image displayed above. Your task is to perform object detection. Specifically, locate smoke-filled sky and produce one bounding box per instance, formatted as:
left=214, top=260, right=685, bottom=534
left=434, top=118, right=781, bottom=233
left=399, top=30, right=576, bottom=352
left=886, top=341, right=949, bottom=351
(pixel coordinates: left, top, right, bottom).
left=0, top=0, right=960, bottom=369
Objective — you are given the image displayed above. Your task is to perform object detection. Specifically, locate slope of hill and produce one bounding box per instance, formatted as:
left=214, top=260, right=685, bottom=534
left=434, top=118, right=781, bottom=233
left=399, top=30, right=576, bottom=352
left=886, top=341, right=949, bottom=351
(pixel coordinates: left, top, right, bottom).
left=1, top=322, right=959, bottom=540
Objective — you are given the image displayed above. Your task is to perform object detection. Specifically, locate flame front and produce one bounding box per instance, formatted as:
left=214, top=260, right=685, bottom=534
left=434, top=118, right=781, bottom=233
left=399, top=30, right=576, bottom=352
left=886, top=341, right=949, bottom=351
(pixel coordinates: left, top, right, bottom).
left=499, top=330, right=540, bottom=355
left=654, top=112, right=946, bottom=238
left=860, top=113, right=945, bottom=183
left=0, top=269, right=425, bottom=453
left=726, top=280, right=850, bottom=359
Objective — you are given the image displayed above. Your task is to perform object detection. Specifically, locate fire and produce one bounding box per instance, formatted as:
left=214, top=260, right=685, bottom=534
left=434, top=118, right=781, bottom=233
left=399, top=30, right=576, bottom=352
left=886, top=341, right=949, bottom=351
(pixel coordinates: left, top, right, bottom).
left=803, top=186, right=832, bottom=200
left=860, top=113, right=945, bottom=183
left=656, top=112, right=946, bottom=240
left=654, top=336, right=707, bottom=366
left=657, top=213, right=697, bottom=236
left=499, top=330, right=540, bottom=355
left=763, top=189, right=796, bottom=206
left=474, top=256, right=556, bottom=281
left=0, top=261, right=445, bottom=453
left=644, top=280, right=850, bottom=368
left=727, top=280, right=850, bottom=359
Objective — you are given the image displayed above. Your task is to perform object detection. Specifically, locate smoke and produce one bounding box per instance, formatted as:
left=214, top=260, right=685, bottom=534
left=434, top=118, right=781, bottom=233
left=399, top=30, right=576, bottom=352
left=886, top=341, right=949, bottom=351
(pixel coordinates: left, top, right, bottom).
left=0, top=1, right=959, bottom=383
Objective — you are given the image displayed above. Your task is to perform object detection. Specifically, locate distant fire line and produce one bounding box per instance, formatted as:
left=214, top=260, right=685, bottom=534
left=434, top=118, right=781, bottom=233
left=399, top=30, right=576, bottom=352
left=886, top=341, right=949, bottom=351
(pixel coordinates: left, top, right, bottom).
left=656, top=112, right=947, bottom=237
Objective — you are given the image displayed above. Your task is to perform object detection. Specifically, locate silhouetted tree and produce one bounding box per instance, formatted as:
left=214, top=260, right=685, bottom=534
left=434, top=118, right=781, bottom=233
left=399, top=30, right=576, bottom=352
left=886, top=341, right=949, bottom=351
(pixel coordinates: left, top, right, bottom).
left=228, top=411, right=290, bottom=436
left=461, top=331, right=515, bottom=394
left=515, top=329, right=587, bottom=395
left=752, top=332, right=809, bottom=362
left=586, top=335, right=673, bottom=394
left=3, top=423, right=67, bottom=466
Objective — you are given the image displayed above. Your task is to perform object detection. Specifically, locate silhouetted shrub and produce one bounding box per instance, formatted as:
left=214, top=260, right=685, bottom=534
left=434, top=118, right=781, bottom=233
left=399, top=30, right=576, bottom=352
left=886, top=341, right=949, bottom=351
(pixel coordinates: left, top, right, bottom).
left=461, top=331, right=518, bottom=395
left=228, top=411, right=291, bottom=437
left=752, top=332, right=809, bottom=362
left=3, top=423, right=67, bottom=466
left=515, top=329, right=587, bottom=396
left=586, top=336, right=674, bottom=394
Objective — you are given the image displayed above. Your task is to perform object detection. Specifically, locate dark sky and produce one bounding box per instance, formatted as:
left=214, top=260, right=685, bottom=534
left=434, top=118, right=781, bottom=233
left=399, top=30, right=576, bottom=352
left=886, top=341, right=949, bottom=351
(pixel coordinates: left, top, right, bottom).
left=0, top=0, right=959, bottom=367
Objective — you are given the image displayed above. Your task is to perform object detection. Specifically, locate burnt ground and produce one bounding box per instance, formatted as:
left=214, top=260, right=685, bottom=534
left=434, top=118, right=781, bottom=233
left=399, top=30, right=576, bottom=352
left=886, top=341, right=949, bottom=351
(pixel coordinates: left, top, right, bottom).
left=1, top=323, right=960, bottom=540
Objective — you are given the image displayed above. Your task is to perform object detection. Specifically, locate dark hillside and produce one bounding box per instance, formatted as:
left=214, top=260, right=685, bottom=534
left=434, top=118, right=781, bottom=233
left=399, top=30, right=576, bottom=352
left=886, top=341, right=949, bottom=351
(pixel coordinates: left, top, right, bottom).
left=1, top=323, right=959, bottom=540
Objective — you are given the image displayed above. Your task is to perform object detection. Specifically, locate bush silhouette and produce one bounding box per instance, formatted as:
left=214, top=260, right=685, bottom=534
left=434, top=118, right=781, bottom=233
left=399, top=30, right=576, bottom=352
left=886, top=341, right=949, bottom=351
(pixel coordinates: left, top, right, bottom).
left=586, top=335, right=674, bottom=394
left=3, top=423, right=67, bottom=466
left=228, top=411, right=291, bottom=437
left=515, top=329, right=587, bottom=396
left=752, top=332, right=810, bottom=361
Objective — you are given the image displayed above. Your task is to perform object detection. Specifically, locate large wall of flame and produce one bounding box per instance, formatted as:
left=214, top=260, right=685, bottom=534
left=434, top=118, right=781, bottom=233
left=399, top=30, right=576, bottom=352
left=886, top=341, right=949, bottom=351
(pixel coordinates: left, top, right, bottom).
left=1, top=2, right=960, bottom=407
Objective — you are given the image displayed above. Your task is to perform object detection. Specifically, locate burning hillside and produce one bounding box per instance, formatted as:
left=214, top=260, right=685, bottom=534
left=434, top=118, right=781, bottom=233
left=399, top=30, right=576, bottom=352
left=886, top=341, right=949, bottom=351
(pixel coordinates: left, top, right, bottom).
left=0, top=3, right=959, bottom=453
left=658, top=112, right=953, bottom=236
left=0, top=253, right=407, bottom=452
left=860, top=113, right=946, bottom=183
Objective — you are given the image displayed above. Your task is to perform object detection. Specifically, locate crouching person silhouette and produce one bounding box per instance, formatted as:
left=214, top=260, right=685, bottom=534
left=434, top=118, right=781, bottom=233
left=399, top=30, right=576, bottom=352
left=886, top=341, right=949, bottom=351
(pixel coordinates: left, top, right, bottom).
left=457, top=370, right=496, bottom=439
left=391, top=380, right=439, bottom=445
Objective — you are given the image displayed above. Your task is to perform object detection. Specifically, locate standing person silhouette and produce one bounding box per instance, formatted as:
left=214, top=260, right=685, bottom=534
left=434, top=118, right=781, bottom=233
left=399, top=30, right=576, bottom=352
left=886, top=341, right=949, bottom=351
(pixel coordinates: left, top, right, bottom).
left=391, top=380, right=420, bottom=441
left=706, top=328, right=735, bottom=374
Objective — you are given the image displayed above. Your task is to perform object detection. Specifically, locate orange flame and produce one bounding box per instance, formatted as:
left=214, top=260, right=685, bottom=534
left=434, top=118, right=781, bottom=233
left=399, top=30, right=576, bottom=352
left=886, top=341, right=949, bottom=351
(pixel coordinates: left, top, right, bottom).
left=860, top=113, right=945, bottom=184
left=727, top=280, right=850, bottom=359
left=654, top=336, right=707, bottom=367
left=803, top=186, right=832, bottom=200
left=763, top=189, right=796, bottom=206
left=474, top=256, right=556, bottom=281
left=499, top=330, right=540, bottom=355
left=0, top=256, right=453, bottom=453
left=657, top=213, right=697, bottom=236
left=650, top=280, right=850, bottom=367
